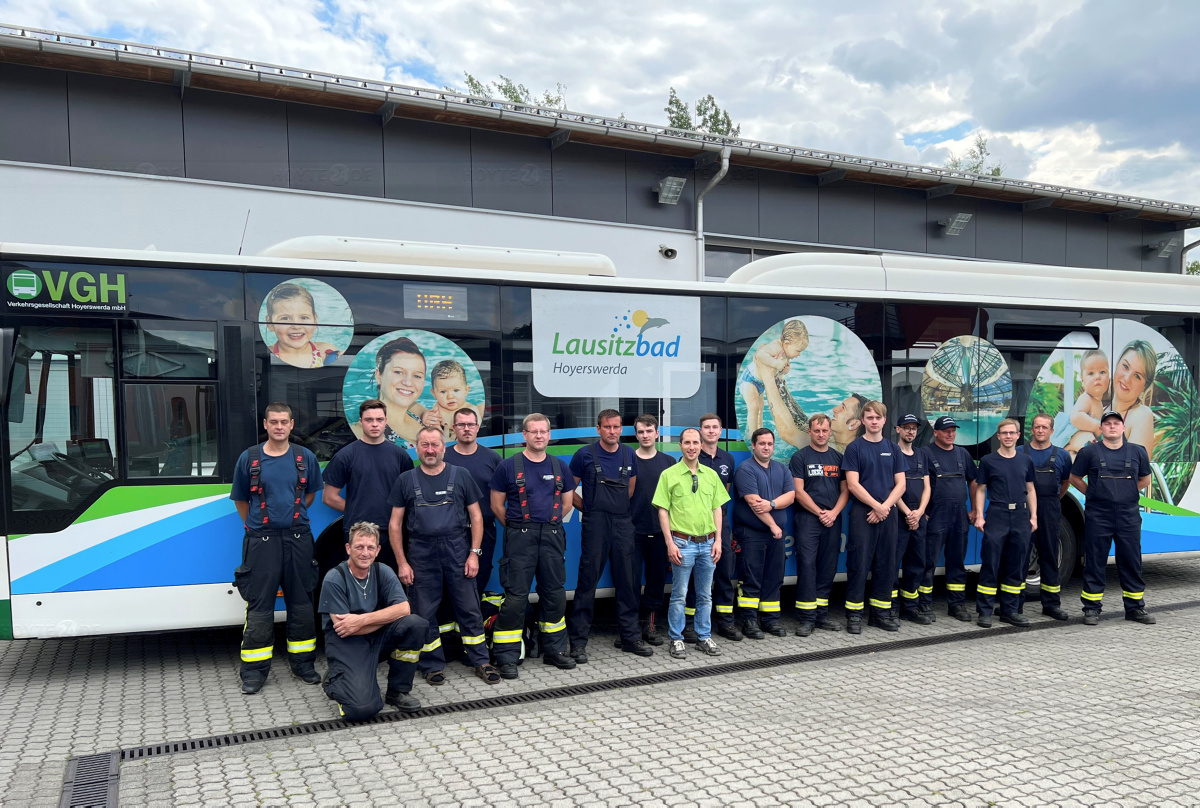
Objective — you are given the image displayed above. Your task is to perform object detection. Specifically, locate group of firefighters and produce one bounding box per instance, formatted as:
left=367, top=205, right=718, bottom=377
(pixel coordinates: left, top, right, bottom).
left=231, top=398, right=1154, bottom=720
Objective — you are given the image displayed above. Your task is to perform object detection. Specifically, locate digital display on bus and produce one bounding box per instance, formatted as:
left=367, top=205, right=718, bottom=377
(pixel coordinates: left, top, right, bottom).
left=403, top=284, right=469, bottom=321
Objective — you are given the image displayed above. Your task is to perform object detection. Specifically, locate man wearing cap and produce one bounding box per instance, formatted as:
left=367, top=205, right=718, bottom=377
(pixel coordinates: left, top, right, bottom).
left=789, top=413, right=848, bottom=635
left=972, top=418, right=1037, bottom=628
left=894, top=413, right=932, bottom=625
left=921, top=415, right=978, bottom=622
left=1020, top=412, right=1072, bottom=620
left=1069, top=410, right=1154, bottom=626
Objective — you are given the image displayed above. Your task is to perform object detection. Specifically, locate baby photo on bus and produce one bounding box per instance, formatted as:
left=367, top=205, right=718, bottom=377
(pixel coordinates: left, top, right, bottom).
left=258, top=277, right=354, bottom=369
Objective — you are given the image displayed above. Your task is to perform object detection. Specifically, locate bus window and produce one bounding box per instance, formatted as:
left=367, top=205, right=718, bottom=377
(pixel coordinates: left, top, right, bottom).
left=123, top=384, right=218, bottom=477
left=120, top=321, right=217, bottom=379
left=5, top=325, right=117, bottom=517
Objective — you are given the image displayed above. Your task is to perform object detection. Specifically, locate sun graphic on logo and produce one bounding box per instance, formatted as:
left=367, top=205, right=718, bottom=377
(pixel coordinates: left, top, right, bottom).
left=632, top=310, right=649, bottom=328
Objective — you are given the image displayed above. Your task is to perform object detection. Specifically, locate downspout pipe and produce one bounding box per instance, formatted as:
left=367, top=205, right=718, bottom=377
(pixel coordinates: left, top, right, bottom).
left=695, top=146, right=732, bottom=282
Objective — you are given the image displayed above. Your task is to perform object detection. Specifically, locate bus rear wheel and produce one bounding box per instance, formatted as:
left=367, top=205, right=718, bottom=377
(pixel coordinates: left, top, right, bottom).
left=1025, top=515, right=1077, bottom=591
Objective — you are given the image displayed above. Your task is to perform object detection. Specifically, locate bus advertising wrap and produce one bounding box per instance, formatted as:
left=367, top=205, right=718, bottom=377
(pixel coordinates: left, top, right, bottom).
left=531, top=289, right=701, bottom=398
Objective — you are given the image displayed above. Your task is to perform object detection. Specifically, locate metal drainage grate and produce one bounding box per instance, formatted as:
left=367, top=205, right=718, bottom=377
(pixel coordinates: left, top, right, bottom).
left=59, top=752, right=118, bottom=808
left=111, top=597, right=1200, bottom=765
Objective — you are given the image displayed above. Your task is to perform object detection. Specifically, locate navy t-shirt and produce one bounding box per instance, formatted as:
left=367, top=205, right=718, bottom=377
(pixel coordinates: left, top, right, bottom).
left=789, top=445, right=843, bottom=510
left=569, top=442, right=638, bottom=512
left=733, top=458, right=795, bottom=531
left=699, top=446, right=737, bottom=535
left=490, top=454, right=577, bottom=524
left=231, top=444, right=322, bottom=528
left=630, top=450, right=678, bottom=534
left=445, top=443, right=503, bottom=523
left=386, top=466, right=482, bottom=534
left=842, top=437, right=906, bottom=509
left=1070, top=440, right=1151, bottom=508
left=977, top=452, right=1036, bottom=506
left=318, top=560, right=407, bottom=634
left=925, top=444, right=977, bottom=504
left=323, top=440, right=414, bottom=530
left=1021, top=445, right=1072, bottom=483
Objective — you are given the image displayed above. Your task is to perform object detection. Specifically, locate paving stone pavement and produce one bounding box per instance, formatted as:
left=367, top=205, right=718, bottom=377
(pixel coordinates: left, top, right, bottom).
left=5, top=558, right=1200, bottom=806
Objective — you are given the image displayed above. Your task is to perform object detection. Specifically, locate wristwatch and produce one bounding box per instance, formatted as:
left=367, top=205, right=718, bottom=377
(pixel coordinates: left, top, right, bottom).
left=469, top=548, right=483, bottom=555
left=769, top=499, right=776, bottom=509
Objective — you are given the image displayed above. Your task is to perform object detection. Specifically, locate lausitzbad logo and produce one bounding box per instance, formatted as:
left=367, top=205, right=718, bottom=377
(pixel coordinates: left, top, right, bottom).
left=7, top=269, right=42, bottom=300
left=550, top=307, right=681, bottom=358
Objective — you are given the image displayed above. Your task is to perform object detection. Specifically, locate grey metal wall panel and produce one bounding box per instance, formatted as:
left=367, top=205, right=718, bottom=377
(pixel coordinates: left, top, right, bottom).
left=702, top=165, right=758, bottom=237
left=758, top=170, right=818, bottom=242
left=68, top=73, right=184, bottom=176
left=183, top=89, right=288, bottom=187
left=384, top=118, right=472, bottom=207
left=0, top=64, right=70, bottom=166
left=1064, top=211, right=1108, bottom=269
left=1021, top=208, right=1066, bottom=265
left=1141, top=221, right=1178, bottom=273
left=873, top=187, right=926, bottom=254
left=287, top=104, right=384, bottom=197
left=551, top=142, right=625, bottom=223
left=926, top=195, right=977, bottom=257
left=470, top=129, right=552, bottom=216
left=625, top=151, right=695, bottom=230
left=975, top=200, right=1022, bottom=262
left=818, top=181, right=874, bottom=248
left=1107, top=218, right=1143, bottom=271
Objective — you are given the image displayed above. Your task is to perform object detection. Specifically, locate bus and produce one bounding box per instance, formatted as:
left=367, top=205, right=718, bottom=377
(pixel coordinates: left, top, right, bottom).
left=2, top=239, right=1198, bottom=640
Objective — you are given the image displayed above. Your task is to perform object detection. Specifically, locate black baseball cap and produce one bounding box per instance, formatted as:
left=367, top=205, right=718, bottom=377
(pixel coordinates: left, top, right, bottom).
left=1101, top=409, right=1124, bottom=423
left=896, top=413, right=920, bottom=426
left=933, top=416, right=958, bottom=430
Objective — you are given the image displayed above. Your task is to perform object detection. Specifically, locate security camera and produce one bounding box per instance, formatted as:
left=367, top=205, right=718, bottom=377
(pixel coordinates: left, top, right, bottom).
left=658, top=244, right=678, bottom=260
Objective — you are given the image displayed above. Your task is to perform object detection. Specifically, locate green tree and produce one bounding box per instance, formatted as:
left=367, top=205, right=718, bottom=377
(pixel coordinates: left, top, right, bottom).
left=456, top=72, right=566, bottom=109
left=664, top=87, right=741, bottom=136
left=1185, top=259, right=1200, bottom=276
left=945, top=133, right=1004, bottom=177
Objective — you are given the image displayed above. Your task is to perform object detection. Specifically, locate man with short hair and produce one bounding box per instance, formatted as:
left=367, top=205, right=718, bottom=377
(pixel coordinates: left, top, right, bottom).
left=842, top=401, right=906, bottom=634
left=922, top=416, right=978, bottom=622
left=1070, top=410, right=1155, bottom=626
left=789, top=413, right=848, bottom=635
left=231, top=403, right=323, bottom=695
left=655, top=428, right=729, bottom=659
left=628, top=414, right=676, bottom=646
left=323, top=399, right=415, bottom=571
left=567, top=409, right=648, bottom=661
left=894, top=413, right=932, bottom=625
left=688, top=413, right=741, bottom=642
left=733, top=428, right=795, bottom=639
left=318, top=521, right=429, bottom=720
left=445, top=407, right=503, bottom=597
left=972, top=419, right=1037, bottom=628
left=388, top=427, right=499, bottom=686
left=489, top=414, right=578, bottom=678
left=1020, top=412, right=1072, bottom=621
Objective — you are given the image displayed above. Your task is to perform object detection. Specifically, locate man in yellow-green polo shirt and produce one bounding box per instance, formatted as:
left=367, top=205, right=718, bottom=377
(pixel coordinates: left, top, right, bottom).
left=653, top=427, right=731, bottom=660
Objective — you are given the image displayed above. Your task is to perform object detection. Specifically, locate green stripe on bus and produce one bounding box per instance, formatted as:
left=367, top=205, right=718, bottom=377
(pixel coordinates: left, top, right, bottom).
left=0, top=600, right=11, bottom=641
left=1139, top=497, right=1200, bottom=517
left=73, top=484, right=231, bottom=525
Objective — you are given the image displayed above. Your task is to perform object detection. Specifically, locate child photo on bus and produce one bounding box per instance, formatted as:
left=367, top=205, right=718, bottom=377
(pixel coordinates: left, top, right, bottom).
left=739, top=319, right=810, bottom=436
left=423, top=360, right=481, bottom=441
left=1061, top=349, right=1110, bottom=454
left=259, top=278, right=354, bottom=369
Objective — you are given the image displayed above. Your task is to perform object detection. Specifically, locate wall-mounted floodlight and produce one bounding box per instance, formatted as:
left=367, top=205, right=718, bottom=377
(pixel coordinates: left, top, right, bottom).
left=1148, top=237, right=1182, bottom=258
left=653, top=176, right=687, bottom=205
left=937, top=212, right=973, bottom=236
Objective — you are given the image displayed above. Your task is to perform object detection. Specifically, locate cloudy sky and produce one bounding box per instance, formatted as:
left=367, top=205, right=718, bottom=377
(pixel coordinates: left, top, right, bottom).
left=3, top=0, right=1198, bottom=207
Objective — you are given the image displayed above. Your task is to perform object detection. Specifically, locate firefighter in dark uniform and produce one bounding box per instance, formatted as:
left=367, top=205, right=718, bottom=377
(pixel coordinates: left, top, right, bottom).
left=1019, top=412, right=1072, bottom=620
left=1069, top=410, right=1155, bottom=626
left=688, top=413, right=740, bottom=641
left=231, top=403, right=323, bottom=695
left=733, top=428, right=795, bottom=639
left=894, top=414, right=932, bottom=625
left=921, top=416, right=978, bottom=622
left=789, top=413, right=848, bottom=635
left=318, top=521, right=429, bottom=719
left=388, top=427, right=500, bottom=686
left=972, top=418, right=1037, bottom=628
left=488, top=413, right=578, bottom=679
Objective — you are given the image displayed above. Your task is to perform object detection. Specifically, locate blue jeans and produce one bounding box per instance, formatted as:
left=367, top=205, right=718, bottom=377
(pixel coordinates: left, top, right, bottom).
left=668, top=537, right=716, bottom=641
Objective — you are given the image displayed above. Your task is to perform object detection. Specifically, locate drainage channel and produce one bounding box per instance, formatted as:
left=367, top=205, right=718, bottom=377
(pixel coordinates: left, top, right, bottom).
left=61, top=597, right=1200, bottom=807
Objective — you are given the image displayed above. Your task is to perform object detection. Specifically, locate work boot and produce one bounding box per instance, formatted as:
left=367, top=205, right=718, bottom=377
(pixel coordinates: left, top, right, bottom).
left=977, top=613, right=994, bottom=628
left=240, top=673, right=266, bottom=695
left=568, top=646, right=588, bottom=664
left=1125, top=608, right=1156, bottom=625
left=543, top=651, right=577, bottom=670
left=868, top=609, right=899, bottom=632
left=716, top=622, right=743, bottom=642
left=741, top=617, right=765, bottom=640
left=1042, top=606, right=1069, bottom=621
left=289, top=663, right=321, bottom=685
left=999, top=613, right=1030, bottom=627
left=901, top=609, right=934, bottom=625
left=682, top=621, right=700, bottom=644
left=794, top=622, right=815, bottom=637
left=762, top=621, right=787, bottom=637
left=846, top=613, right=863, bottom=635
left=918, top=603, right=937, bottom=623
left=621, top=640, right=655, bottom=657
left=385, top=690, right=421, bottom=712
left=498, top=663, right=519, bottom=680
left=1082, top=611, right=1101, bottom=626
left=815, top=617, right=844, bottom=632
left=949, top=605, right=972, bottom=622
left=641, top=615, right=664, bottom=646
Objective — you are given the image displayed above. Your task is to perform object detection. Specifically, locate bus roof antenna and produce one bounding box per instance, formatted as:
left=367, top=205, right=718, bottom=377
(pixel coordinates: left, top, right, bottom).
left=238, top=210, right=251, bottom=256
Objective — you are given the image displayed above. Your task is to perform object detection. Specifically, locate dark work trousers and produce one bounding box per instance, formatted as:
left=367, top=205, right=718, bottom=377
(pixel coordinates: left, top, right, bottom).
left=492, top=523, right=568, bottom=665
left=235, top=527, right=318, bottom=681
left=846, top=507, right=897, bottom=613
left=569, top=511, right=640, bottom=649
left=476, top=518, right=499, bottom=597
left=407, top=530, right=490, bottom=672
left=976, top=504, right=1032, bottom=616
left=1081, top=505, right=1146, bottom=614
left=687, top=521, right=736, bottom=627
left=923, top=502, right=969, bottom=610
left=323, top=614, right=428, bottom=721
left=1020, top=498, right=1062, bottom=611
left=896, top=514, right=928, bottom=616
left=735, top=525, right=785, bottom=626
left=633, top=531, right=669, bottom=619
left=794, top=510, right=840, bottom=625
